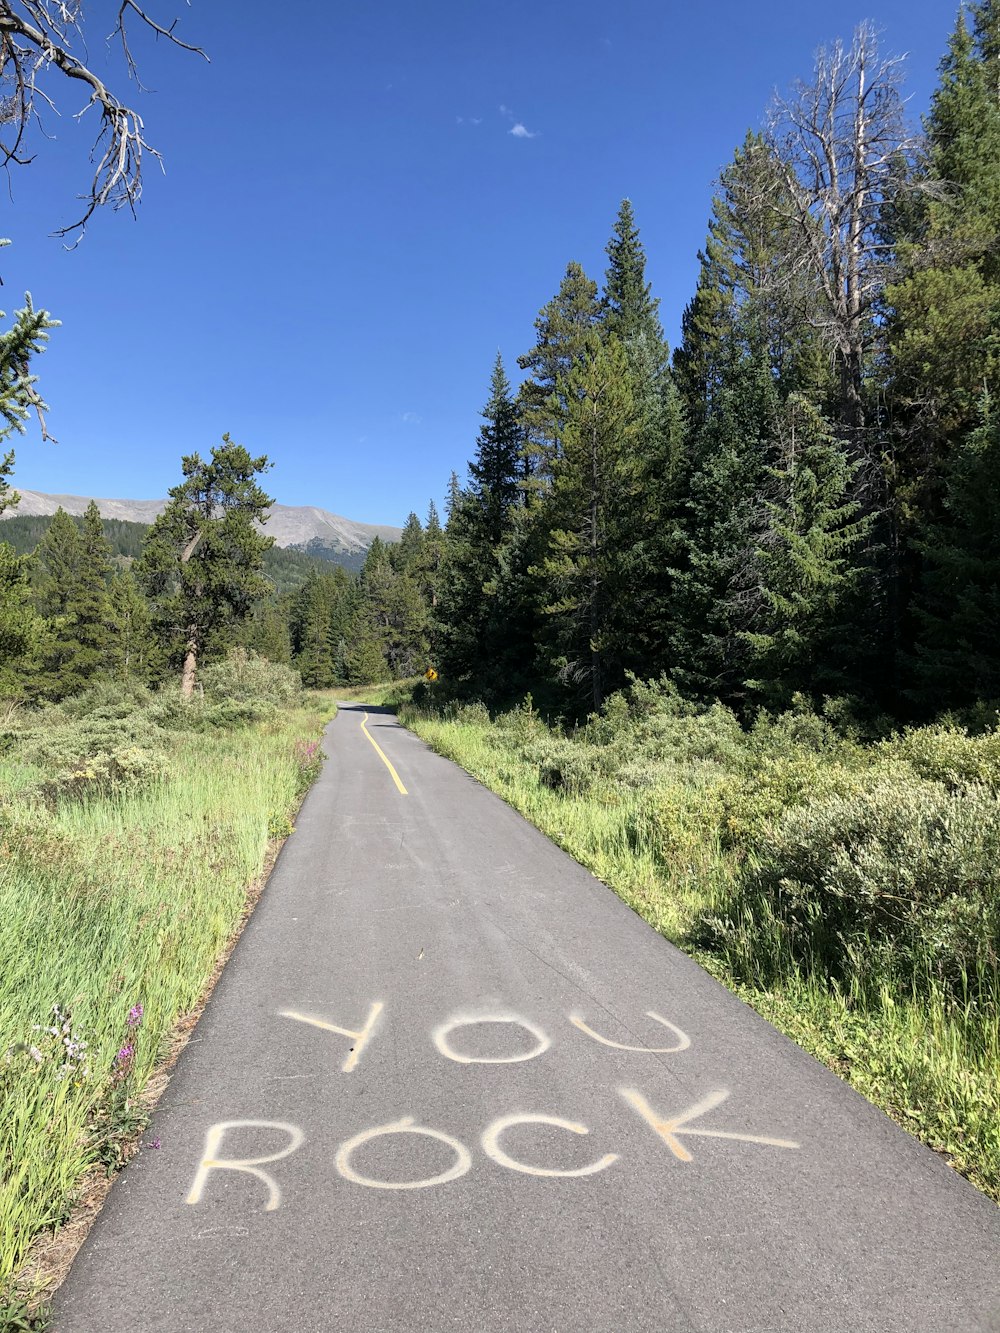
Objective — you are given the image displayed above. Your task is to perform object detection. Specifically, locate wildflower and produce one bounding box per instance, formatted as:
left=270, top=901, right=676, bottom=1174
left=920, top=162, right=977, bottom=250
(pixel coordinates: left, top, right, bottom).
left=28, top=1046, right=43, bottom=1063
left=127, top=1004, right=144, bottom=1027
left=115, top=1044, right=134, bottom=1065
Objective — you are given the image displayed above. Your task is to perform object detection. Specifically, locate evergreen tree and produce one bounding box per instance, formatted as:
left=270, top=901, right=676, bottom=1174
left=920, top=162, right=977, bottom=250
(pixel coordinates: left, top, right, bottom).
left=75, top=500, right=114, bottom=672
left=468, top=353, right=524, bottom=544
left=34, top=506, right=110, bottom=697
left=911, top=394, right=1000, bottom=708
left=416, top=500, right=445, bottom=613
left=436, top=358, right=534, bottom=692
left=664, top=355, right=781, bottom=703
left=886, top=4, right=1000, bottom=491
left=294, top=574, right=337, bottom=687
left=0, top=268, right=58, bottom=452
left=740, top=396, right=872, bottom=707
left=290, top=569, right=354, bottom=687
left=674, top=133, right=830, bottom=426
left=599, top=200, right=685, bottom=682
left=353, top=538, right=428, bottom=679
left=138, top=436, right=273, bottom=696
left=245, top=599, right=293, bottom=666
left=603, top=199, right=666, bottom=348
left=517, top=262, right=601, bottom=482
left=106, top=570, right=157, bottom=685
left=534, top=332, right=641, bottom=709
left=0, top=540, right=40, bottom=696
left=394, top=511, right=425, bottom=573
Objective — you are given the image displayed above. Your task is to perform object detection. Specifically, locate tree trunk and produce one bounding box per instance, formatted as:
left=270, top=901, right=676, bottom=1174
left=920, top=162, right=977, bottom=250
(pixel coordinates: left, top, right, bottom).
left=181, top=631, right=198, bottom=698
left=590, top=409, right=603, bottom=712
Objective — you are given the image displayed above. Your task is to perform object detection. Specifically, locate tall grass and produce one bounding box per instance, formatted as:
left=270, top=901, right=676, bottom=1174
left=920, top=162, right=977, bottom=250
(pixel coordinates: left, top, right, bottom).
left=400, top=687, right=1000, bottom=1202
left=0, top=692, right=332, bottom=1297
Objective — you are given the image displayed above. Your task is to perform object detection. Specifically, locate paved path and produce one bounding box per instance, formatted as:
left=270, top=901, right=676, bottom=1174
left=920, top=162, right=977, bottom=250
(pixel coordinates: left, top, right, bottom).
left=55, top=705, right=1000, bottom=1332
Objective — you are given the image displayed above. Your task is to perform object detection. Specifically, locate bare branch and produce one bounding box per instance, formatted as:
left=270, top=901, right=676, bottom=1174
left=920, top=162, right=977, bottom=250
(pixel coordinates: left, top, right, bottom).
left=766, top=22, right=918, bottom=430
left=0, top=0, right=207, bottom=238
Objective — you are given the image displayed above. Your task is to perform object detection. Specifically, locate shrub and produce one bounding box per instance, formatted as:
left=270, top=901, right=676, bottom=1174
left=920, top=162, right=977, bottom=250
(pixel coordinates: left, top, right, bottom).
left=883, top=723, right=1000, bottom=792
left=519, top=734, right=602, bottom=796
left=199, top=650, right=302, bottom=709
left=717, top=751, right=904, bottom=852
left=719, top=777, right=1000, bottom=999
left=40, top=745, right=166, bottom=805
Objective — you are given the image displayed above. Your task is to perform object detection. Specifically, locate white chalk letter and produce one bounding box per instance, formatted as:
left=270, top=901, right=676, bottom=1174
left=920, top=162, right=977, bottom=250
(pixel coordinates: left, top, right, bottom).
left=432, top=1014, right=550, bottom=1064
left=335, top=1117, right=472, bottom=1191
left=619, top=1087, right=799, bottom=1163
left=279, top=1001, right=384, bottom=1072
left=482, top=1113, right=618, bottom=1178
left=186, top=1120, right=304, bottom=1211
left=570, top=1010, right=691, bottom=1053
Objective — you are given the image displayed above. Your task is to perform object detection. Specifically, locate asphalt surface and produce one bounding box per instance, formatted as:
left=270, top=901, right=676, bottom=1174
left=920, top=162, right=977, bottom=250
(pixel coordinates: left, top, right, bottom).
left=54, top=705, right=1000, bottom=1332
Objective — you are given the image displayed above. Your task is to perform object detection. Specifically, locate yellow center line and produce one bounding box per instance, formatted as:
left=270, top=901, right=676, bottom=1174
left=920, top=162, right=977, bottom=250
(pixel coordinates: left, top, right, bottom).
left=360, top=713, right=408, bottom=795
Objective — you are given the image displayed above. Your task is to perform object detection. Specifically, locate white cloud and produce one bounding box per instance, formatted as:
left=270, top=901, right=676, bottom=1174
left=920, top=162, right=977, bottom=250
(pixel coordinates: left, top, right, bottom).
left=400, top=411, right=422, bottom=424
left=509, top=122, right=537, bottom=139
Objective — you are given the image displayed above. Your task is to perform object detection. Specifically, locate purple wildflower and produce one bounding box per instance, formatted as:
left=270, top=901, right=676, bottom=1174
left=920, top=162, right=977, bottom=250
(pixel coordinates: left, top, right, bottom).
left=127, top=1004, right=144, bottom=1028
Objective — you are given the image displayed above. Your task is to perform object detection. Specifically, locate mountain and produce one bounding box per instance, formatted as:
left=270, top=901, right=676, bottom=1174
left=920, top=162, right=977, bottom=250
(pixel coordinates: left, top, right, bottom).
left=1, top=490, right=402, bottom=557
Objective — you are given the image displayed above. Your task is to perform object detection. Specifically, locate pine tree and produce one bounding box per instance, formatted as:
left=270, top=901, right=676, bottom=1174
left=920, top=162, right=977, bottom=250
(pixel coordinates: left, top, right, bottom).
left=740, top=396, right=872, bottom=707
left=290, top=569, right=354, bottom=687
left=599, top=200, right=686, bottom=682
left=911, top=394, right=1000, bottom=708
left=394, top=512, right=425, bottom=573
left=138, top=436, right=273, bottom=695
left=665, top=355, right=781, bottom=703
left=245, top=599, right=293, bottom=666
left=436, top=358, right=535, bottom=692
left=468, top=353, right=524, bottom=545
left=106, top=570, right=157, bottom=685
left=417, top=500, right=445, bottom=613
left=535, top=331, right=641, bottom=709
left=518, top=262, right=601, bottom=482
left=294, top=578, right=337, bottom=687
left=602, top=199, right=668, bottom=368
left=886, top=4, right=1000, bottom=488
left=0, top=268, right=58, bottom=451
left=34, top=506, right=111, bottom=697
left=0, top=540, right=40, bottom=696
left=674, top=133, right=830, bottom=427
left=75, top=501, right=114, bottom=673
left=354, top=538, right=428, bottom=679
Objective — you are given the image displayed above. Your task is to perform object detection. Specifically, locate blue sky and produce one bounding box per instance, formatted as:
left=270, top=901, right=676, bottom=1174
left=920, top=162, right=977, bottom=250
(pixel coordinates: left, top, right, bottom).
left=5, top=0, right=960, bottom=526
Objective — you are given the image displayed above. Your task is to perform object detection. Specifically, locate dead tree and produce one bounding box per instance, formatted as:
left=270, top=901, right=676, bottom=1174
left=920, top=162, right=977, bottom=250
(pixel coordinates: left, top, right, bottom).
left=768, top=22, right=914, bottom=435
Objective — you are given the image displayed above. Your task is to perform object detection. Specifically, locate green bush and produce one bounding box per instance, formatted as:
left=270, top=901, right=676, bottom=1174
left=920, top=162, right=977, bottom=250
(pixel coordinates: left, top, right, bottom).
left=518, top=734, right=602, bottom=795
left=717, top=751, right=905, bottom=851
left=883, top=723, right=1000, bottom=792
left=199, top=650, right=302, bottom=709
left=721, top=777, right=1000, bottom=999
left=40, top=746, right=166, bottom=805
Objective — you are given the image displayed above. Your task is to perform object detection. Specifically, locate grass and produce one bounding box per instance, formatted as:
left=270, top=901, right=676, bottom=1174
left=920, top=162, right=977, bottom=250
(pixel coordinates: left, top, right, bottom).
left=0, top=688, right=335, bottom=1305
left=397, top=689, right=1000, bottom=1204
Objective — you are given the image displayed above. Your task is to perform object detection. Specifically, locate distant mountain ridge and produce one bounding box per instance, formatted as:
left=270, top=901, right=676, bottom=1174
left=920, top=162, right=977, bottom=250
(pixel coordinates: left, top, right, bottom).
left=1, top=490, right=402, bottom=555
